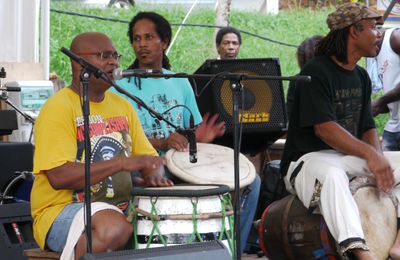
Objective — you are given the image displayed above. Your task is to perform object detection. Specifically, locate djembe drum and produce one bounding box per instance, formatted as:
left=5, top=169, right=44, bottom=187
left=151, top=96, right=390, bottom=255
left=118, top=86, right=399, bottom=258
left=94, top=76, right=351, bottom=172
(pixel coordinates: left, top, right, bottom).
left=129, top=184, right=234, bottom=254
left=165, top=143, right=256, bottom=190
left=258, top=176, right=397, bottom=260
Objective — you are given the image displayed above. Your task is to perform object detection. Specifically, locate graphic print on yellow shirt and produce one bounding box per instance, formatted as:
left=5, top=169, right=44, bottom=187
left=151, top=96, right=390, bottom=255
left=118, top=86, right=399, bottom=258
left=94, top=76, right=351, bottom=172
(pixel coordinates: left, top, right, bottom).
left=73, top=115, right=132, bottom=210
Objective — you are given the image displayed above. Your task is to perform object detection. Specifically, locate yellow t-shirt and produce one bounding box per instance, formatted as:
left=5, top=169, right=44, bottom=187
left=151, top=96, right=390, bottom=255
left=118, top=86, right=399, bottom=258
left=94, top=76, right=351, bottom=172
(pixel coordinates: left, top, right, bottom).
left=31, top=87, right=157, bottom=249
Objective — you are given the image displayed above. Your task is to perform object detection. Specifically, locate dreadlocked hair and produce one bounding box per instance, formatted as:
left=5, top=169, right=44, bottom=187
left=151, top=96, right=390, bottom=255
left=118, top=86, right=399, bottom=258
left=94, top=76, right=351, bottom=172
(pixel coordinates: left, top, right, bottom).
left=126, top=12, right=172, bottom=89
left=315, top=27, right=350, bottom=64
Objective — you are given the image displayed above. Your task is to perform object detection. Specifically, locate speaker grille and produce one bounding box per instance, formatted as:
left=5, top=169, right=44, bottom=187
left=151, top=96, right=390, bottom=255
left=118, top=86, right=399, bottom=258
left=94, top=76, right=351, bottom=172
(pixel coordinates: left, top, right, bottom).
left=193, top=58, right=287, bottom=153
left=210, top=59, right=286, bottom=132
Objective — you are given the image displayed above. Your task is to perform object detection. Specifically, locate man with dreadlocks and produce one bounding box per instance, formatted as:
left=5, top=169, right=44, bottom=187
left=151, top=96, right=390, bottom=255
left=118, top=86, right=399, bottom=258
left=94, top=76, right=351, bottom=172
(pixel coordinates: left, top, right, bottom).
left=113, top=11, right=261, bottom=256
left=115, top=11, right=224, bottom=151
left=281, top=3, right=400, bottom=259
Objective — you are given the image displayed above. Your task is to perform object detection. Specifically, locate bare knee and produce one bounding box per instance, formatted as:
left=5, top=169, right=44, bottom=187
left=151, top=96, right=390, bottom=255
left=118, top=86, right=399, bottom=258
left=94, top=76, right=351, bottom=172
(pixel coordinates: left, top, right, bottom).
left=92, top=210, right=132, bottom=251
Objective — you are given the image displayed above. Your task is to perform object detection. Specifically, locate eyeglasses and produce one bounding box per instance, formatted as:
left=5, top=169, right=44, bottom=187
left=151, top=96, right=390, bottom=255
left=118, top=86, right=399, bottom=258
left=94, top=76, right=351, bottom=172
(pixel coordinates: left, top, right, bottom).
left=77, top=51, right=122, bottom=62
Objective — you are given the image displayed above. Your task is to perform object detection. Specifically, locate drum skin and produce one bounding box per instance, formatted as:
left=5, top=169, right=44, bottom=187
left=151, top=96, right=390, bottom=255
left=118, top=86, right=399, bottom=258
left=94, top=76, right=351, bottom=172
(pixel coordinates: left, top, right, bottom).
left=351, top=183, right=397, bottom=260
left=259, top=195, right=337, bottom=260
left=166, top=143, right=256, bottom=190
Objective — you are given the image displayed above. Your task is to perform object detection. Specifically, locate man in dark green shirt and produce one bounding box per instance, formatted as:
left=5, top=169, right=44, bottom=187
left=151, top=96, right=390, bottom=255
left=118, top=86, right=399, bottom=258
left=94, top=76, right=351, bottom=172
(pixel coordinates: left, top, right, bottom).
left=281, top=3, right=400, bottom=259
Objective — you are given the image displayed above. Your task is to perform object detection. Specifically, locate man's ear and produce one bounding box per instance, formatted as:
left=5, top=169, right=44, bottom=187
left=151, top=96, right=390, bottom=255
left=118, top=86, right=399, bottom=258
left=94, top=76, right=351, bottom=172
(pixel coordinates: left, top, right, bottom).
left=162, top=40, right=169, bottom=50
left=348, top=25, right=359, bottom=40
left=216, top=45, right=221, bottom=54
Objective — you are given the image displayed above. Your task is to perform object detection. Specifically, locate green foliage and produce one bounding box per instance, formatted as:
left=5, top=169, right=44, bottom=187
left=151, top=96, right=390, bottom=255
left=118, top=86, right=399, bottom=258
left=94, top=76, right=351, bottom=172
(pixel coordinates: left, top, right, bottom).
left=50, top=2, right=331, bottom=84
left=50, top=2, right=387, bottom=135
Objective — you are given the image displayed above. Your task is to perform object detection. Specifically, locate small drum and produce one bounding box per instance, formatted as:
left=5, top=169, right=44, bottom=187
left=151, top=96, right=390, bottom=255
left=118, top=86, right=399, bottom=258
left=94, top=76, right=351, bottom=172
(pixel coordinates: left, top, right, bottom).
left=258, top=177, right=397, bottom=260
left=166, top=143, right=256, bottom=190
left=258, top=195, right=338, bottom=260
left=129, top=184, right=234, bottom=253
left=0, top=171, right=33, bottom=204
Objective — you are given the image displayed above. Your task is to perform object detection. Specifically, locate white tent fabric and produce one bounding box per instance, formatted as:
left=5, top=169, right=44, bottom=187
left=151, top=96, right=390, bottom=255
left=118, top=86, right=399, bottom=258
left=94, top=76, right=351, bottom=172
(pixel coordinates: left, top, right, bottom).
left=0, top=0, right=40, bottom=63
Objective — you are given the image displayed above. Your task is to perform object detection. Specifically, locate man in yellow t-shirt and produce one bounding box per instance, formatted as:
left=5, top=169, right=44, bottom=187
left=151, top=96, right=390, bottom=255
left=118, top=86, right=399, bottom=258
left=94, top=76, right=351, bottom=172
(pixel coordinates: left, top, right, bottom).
left=30, top=32, right=173, bottom=259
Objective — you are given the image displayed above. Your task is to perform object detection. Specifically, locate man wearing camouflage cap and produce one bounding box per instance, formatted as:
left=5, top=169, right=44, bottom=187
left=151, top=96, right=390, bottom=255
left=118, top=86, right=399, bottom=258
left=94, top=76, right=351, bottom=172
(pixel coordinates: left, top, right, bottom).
left=281, top=2, right=400, bottom=259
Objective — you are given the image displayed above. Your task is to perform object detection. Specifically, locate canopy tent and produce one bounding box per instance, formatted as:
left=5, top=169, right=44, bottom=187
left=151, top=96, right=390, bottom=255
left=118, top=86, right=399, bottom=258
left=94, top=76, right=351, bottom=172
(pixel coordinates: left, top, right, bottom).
left=0, top=0, right=50, bottom=80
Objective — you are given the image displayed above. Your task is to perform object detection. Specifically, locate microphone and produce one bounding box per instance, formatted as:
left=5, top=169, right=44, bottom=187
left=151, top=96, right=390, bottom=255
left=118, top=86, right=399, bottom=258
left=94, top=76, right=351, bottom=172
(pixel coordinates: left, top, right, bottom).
left=60, top=47, right=105, bottom=78
left=112, top=68, right=162, bottom=80
left=188, top=114, right=197, bottom=163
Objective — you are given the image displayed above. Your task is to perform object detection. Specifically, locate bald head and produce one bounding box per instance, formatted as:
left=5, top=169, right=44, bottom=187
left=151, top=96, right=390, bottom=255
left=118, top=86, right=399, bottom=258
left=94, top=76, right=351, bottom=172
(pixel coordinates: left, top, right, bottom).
left=68, top=32, right=118, bottom=98
left=69, top=32, right=117, bottom=76
left=70, top=32, right=113, bottom=54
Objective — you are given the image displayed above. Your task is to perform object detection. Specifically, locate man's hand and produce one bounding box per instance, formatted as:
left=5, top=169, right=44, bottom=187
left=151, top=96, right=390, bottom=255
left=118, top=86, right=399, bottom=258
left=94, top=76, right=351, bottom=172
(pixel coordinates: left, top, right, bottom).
left=372, top=99, right=389, bottom=116
left=166, top=132, right=188, bottom=152
left=366, top=151, right=394, bottom=192
left=133, top=175, right=174, bottom=187
left=141, top=175, right=174, bottom=187
left=121, top=155, right=166, bottom=173
left=196, top=113, right=225, bottom=143
left=124, top=155, right=174, bottom=187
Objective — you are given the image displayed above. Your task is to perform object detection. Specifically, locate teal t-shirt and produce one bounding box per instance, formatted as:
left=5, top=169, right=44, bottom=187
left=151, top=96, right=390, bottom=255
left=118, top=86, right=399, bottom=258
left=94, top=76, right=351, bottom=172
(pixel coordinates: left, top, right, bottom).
left=112, top=69, right=202, bottom=152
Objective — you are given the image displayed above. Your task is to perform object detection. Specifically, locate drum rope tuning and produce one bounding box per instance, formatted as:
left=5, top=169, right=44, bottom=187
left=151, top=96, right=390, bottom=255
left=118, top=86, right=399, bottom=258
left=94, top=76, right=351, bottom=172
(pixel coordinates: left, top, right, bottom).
left=129, top=185, right=235, bottom=255
left=129, top=195, right=235, bottom=251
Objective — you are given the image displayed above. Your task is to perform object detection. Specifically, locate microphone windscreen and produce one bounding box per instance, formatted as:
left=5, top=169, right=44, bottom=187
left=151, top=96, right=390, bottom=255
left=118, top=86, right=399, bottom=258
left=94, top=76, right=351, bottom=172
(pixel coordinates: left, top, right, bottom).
left=112, top=68, right=123, bottom=80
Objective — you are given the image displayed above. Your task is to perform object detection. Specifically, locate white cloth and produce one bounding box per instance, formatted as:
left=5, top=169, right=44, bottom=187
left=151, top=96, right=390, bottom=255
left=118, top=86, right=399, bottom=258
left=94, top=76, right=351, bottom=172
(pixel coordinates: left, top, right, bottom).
left=377, top=28, right=400, bottom=133
left=0, top=0, right=40, bottom=62
left=284, top=150, right=400, bottom=243
left=60, top=202, right=122, bottom=260
left=366, top=57, right=382, bottom=93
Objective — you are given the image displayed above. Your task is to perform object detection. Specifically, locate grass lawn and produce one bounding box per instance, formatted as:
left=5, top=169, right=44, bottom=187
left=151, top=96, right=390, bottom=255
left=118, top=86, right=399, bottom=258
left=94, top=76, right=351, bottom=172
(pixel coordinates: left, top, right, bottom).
left=50, top=2, right=387, bottom=134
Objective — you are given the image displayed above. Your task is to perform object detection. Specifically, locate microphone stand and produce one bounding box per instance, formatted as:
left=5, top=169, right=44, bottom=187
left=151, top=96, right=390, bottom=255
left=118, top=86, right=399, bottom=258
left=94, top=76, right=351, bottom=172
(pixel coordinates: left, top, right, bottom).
left=112, top=71, right=310, bottom=260
left=231, top=78, right=243, bottom=258
left=60, top=47, right=109, bottom=254
left=80, top=67, right=93, bottom=253
left=0, top=91, right=36, bottom=125
left=0, top=68, right=36, bottom=142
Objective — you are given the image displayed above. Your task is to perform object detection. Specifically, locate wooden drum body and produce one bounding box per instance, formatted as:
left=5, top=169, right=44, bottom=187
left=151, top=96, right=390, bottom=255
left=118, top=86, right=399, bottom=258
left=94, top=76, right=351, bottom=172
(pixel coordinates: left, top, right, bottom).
left=259, top=195, right=337, bottom=260
left=259, top=177, right=397, bottom=260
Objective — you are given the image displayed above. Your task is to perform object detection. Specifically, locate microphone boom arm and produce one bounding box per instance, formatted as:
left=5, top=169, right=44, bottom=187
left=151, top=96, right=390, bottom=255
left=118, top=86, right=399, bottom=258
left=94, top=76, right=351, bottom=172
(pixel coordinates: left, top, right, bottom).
left=108, top=80, right=181, bottom=131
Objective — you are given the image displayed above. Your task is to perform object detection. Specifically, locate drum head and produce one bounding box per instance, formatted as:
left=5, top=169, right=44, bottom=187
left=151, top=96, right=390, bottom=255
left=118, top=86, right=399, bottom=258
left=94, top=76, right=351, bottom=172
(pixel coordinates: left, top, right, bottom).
left=353, top=186, right=397, bottom=260
left=166, top=143, right=256, bottom=190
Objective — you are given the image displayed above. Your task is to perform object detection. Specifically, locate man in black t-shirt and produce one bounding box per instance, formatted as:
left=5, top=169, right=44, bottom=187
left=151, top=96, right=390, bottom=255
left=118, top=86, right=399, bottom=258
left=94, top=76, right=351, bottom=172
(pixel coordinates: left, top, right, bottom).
left=281, top=3, right=400, bottom=259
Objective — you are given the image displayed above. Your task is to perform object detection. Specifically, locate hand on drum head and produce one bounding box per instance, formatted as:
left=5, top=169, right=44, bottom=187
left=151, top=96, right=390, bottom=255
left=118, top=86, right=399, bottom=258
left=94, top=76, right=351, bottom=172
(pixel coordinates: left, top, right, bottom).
left=133, top=175, right=174, bottom=187
left=124, top=156, right=174, bottom=187
left=167, top=132, right=189, bottom=152
left=367, top=152, right=394, bottom=192
left=195, top=113, right=225, bottom=143
left=121, top=155, right=166, bottom=173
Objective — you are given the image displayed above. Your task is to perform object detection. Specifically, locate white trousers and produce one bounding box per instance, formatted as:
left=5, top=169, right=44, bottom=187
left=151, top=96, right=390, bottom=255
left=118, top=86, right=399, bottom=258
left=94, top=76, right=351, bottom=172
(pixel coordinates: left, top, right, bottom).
left=284, top=150, right=400, bottom=244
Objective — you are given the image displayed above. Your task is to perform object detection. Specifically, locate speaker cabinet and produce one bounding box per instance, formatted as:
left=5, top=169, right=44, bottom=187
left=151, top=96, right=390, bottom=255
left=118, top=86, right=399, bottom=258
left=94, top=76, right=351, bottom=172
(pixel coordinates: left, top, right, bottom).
left=0, top=142, right=33, bottom=192
left=193, top=58, right=287, bottom=154
left=0, top=203, right=38, bottom=260
left=80, top=240, right=231, bottom=260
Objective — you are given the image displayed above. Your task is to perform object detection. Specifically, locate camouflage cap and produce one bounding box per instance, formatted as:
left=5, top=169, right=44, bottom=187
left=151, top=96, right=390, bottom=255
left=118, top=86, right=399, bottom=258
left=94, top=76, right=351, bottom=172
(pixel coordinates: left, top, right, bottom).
left=327, top=2, right=381, bottom=31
